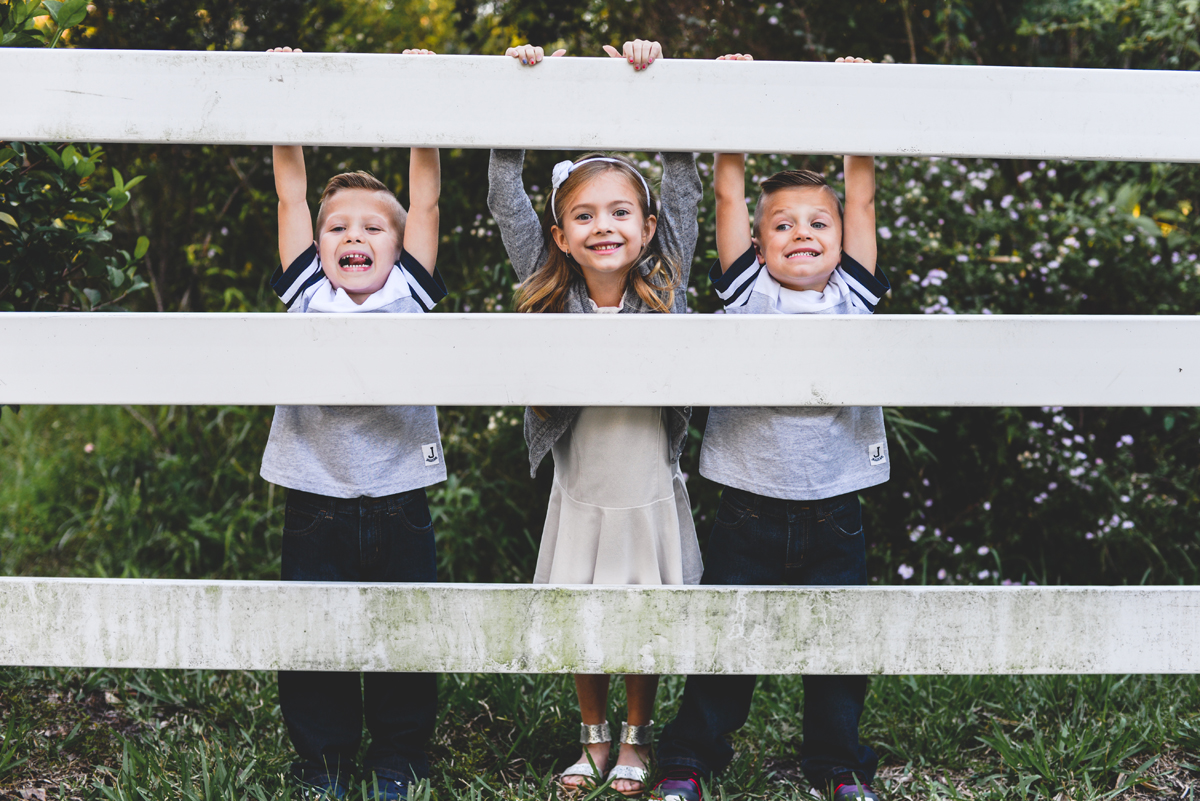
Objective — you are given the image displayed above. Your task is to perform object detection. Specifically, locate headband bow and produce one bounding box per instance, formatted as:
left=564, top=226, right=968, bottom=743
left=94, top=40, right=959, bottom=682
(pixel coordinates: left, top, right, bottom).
left=549, top=157, right=653, bottom=223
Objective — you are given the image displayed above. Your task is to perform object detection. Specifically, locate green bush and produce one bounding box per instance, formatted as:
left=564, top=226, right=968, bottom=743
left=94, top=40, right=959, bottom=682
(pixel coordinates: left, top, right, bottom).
left=0, top=142, right=149, bottom=311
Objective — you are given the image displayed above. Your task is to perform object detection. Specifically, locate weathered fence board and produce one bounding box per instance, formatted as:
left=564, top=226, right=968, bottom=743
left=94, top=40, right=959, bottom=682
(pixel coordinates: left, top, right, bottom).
left=0, top=579, right=1196, bottom=674
left=1, top=313, right=1198, bottom=407
left=5, top=50, right=1200, bottom=160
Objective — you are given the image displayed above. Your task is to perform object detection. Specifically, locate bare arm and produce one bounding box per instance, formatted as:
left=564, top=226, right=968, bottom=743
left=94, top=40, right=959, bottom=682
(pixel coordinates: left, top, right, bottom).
left=403, top=147, right=440, bottom=274
left=714, top=152, right=753, bottom=273
left=274, top=144, right=314, bottom=270
left=266, top=48, right=314, bottom=271
left=834, top=57, right=878, bottom=274
left=842, top=154, right=877, bottom=274
left=712, top=54, right=755, bottom=273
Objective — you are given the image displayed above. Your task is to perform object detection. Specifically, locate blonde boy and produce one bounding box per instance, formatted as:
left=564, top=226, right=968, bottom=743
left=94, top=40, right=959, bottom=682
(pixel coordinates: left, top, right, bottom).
left=260, top=46, right=447, bottom=801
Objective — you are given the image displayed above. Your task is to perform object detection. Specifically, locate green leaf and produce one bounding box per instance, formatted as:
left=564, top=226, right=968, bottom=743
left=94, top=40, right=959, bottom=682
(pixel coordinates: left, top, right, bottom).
left=106, top=263, right=125, bottom=288
left=53, top=0, right=88, bottom=29
left=0, top=212, right=17, bottom=229
left=123, top=175, right=145, bottom=191
left=41, top=1, right=64, bottom=23
left=38, top=144, right=62, bottom=169
left=0, top=30, right=46, bottom=47
left=75, top=158, right=95, bottom=178
left=1164, top=414, right=1175, bottom=432
left=110, top=168, right=124, bottom=192
left=133, top=235, right=149, bottom=260
left=82, top=287, right=101, bottom=307
left=13, top=1, right=48, bottom=26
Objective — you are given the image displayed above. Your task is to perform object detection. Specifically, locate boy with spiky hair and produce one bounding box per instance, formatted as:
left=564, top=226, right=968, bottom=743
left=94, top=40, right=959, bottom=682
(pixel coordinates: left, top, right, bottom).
left=653, top=55, right=891, bottom=801
left=259, top=46, right=447, bottom=801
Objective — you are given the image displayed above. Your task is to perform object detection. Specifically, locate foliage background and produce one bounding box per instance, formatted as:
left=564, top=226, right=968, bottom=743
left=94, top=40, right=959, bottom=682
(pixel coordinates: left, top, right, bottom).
left=2, top=1, right=1200, bottom=798
left=5, top=0, right=1200, bottom=589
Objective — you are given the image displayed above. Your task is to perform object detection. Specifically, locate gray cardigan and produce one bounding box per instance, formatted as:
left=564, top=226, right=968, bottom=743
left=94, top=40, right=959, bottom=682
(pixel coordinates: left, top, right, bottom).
left=487, top=149, right=703, bottom=477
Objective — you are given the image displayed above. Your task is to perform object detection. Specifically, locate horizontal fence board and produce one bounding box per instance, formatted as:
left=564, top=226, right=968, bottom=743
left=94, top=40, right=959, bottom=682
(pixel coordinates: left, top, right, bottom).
left=0, top=579, right=1196, bottom=674
left=5, top=50, right=1200, bottom=159
left=2, top=313, right=1199, bottom=406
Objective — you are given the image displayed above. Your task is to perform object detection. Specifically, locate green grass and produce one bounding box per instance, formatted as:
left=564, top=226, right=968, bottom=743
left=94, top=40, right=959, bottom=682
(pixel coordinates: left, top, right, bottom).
left=1, top=669, right=1198, bottom=800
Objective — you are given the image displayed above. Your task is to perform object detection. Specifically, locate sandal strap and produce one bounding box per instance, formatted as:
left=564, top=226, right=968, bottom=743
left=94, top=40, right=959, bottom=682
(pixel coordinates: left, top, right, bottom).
left=619, top=720, right=654, bottom=746
left=562, top=762, right=604, bottom=780
left=607, top=764, right=649, bottom=783
left=580, top=721, right=612, bottom=744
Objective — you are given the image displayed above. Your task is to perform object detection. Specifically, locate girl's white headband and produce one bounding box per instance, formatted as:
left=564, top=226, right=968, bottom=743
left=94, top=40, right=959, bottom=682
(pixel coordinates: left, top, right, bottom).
left=549, top=157, right=652, bottom=224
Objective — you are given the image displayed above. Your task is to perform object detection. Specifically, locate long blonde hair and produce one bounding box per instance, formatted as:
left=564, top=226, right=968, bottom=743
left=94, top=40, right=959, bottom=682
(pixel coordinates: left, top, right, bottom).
left=516, top=153, right=680, bottom=314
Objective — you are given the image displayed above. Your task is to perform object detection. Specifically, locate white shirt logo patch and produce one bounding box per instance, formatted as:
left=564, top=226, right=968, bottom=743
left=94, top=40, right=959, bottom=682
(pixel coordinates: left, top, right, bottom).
left=422, top=444, right=441, bottom=466
left=869, top=442, right=887, bottom=466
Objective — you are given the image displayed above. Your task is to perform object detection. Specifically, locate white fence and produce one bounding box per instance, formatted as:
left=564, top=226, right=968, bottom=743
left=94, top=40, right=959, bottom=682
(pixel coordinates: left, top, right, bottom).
left=2, top=52, right=1199, bottom=674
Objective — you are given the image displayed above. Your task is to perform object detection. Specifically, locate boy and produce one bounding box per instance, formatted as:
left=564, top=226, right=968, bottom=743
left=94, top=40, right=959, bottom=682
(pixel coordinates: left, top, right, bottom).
left=653, top=56, right=890, bottom=801
left=260, top=47, right=447, bottom=801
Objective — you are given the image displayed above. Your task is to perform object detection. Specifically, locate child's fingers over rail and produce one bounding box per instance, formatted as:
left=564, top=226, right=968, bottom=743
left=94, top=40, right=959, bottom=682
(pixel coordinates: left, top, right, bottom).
left=602, top=39, right=663, bottom=70
left=402, top=48, right=437, bottom=55
left=505, top=44, right=566, bottom=65
left=265, top=46, right=301, bottom=53
left=835, top=56, right=873, bottom=63
left=716, top=53, right=753, bottom=61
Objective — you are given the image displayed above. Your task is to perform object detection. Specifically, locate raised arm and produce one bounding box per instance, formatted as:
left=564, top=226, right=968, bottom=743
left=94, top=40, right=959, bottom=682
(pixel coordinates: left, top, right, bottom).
left=403, top=147, right=440, bottom=275
left=712, top=54, right=755, bottom=274
left=842, top=154, right=877, bottom=274
left=267, top=48, right=314, bottom=271
left=486, top=43, right=566, bottom=281
left=834, top=56, right=878, bottom=274
left=273, top=144, right=313, bottom=271
left=487, top=149, right=548, bottom=282
left=714, top=152, right=753, bottom=273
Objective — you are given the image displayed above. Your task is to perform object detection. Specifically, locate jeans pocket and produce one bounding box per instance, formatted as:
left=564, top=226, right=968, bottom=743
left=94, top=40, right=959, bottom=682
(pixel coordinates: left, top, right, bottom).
left=714, top=488, right=755, bottom=531
left=826, top=497, right=864, bottom=539
left=390, top=491, right=434, bottom=534
left=283, top=499, right=330, bottom=537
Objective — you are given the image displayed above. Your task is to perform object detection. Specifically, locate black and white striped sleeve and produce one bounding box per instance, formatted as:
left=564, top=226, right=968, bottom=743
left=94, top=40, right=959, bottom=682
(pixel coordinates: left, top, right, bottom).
left=270, top=244, right=325, bottom=310
left=708, top=246, right=762, bottom=309
left=398, top=250, right=448, bottom=312
left=837, top=254, right=891, bottom=313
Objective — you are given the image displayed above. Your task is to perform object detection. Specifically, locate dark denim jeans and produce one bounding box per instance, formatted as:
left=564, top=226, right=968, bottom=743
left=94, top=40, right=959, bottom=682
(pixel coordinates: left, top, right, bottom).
left=657, top=486, right=879, bottom=788
left=279, top=487, right=438, bottom=785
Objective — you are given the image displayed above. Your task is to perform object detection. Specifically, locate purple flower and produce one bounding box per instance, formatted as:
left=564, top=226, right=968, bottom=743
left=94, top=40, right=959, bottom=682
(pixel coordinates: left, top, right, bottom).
left=898, top=564, right=915, bottom=580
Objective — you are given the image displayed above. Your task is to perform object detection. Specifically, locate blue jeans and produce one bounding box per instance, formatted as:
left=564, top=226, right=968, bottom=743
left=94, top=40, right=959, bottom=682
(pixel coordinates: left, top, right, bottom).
left=657, top=486, right=879, bottom=788
left=279, top=488, right=438, bottom=785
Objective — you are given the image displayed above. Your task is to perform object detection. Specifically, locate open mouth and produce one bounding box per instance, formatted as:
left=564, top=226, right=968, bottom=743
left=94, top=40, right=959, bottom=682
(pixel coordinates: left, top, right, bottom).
left=338, top=252, right=374, bottom=271
left=588, top=242, right=623, bottom=254
left=785, top=248, right=822, bottom=259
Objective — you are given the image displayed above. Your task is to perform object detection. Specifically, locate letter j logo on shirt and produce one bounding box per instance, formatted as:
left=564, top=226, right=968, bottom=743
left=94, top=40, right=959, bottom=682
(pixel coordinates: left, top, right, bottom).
left=422, top=444, right=441, bottom=466
left=869, top=442, right=887, bottom=466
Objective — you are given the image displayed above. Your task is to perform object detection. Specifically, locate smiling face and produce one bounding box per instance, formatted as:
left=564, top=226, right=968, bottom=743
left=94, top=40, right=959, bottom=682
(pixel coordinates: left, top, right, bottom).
left=316, top=188, right=403, bottom=304
left=550, top=170, right=657, bottom=291
left=754, top=185, right=843, bottom=292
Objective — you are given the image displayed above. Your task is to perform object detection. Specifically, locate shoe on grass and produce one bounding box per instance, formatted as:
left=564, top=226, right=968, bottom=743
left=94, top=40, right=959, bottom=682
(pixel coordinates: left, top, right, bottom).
left=364, top=774, right=414, bottom=801
left=830, top=776, right=880, bottom=801
left=650, top=767, right=706, bottom=801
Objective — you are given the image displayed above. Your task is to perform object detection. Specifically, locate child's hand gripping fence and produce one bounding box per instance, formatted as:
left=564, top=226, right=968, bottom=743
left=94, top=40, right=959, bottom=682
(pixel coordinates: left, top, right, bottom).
left=1, top=50, right=1199, bottom=674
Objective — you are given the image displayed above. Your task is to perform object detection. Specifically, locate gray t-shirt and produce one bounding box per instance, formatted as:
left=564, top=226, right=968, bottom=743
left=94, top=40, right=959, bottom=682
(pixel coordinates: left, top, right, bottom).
left=700, top=247, right=892, bottom=501
left=259, top=245, right=449, bottom=498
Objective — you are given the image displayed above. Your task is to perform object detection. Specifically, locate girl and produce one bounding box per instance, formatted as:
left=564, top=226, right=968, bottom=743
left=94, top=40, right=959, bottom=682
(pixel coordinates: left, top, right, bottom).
left=488, top=40, right=703, bottom=797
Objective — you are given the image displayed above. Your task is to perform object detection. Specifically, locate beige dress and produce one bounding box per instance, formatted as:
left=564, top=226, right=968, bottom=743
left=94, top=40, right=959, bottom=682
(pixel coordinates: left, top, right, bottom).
left=533, top=404, right=703, bottom=586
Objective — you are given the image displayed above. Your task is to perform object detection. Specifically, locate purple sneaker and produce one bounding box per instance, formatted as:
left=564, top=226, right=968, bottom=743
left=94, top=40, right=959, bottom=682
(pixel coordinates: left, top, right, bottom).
left=650, top=768, right=705, bottom=801
left=831, top=779, right=880, bottom=801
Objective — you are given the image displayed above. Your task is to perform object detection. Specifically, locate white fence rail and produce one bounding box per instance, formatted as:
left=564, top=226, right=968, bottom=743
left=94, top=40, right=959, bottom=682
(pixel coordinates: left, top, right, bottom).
left=2, top=50, right=1198, bottom=675
left=5, top=50, right=1200, bottom=160
left=2, top=313, right=1199, bottom=407
left=1, top=579, right=1198, bottom=674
